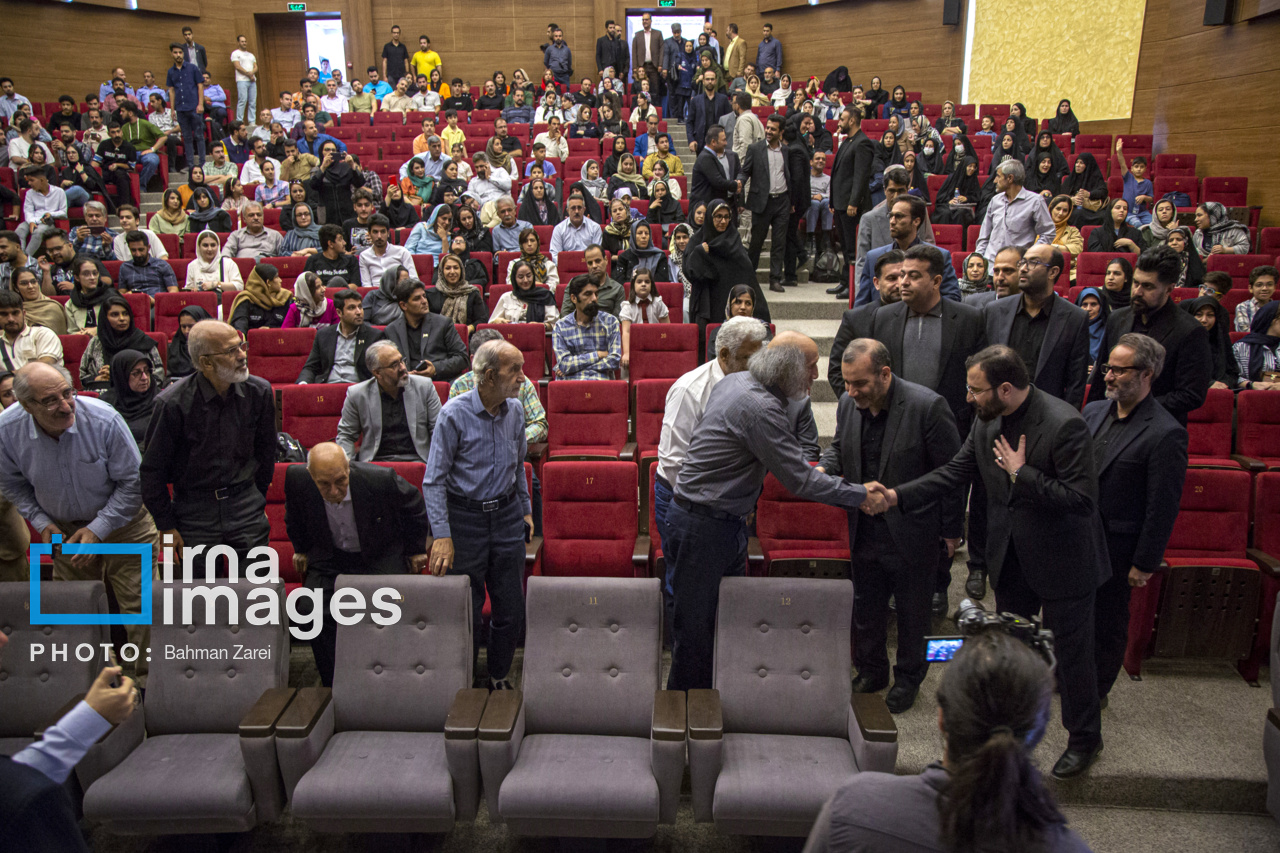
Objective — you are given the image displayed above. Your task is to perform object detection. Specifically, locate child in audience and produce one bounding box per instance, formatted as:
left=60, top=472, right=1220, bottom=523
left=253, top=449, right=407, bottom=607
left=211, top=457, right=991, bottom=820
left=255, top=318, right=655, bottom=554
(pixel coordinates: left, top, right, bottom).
left=1236, top=265, right=1278, bottom=332
left=619, top=268, right=670, bottom=370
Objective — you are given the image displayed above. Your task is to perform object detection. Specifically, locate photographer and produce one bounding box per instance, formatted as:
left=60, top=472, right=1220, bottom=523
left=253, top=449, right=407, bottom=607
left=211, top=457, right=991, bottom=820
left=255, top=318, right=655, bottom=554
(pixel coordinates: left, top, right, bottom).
left=804, top=627, right=1092, bottom=853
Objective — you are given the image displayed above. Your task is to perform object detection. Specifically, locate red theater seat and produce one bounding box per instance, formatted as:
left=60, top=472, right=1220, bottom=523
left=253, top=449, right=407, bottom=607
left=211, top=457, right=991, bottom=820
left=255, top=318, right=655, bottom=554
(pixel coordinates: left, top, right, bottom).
left=280, top=384, right=348, bottom=450
left=59, top=335, right=91, bottom=390
left=535, top=460, right=642, bottom=578
left=1202, top=177, right=1248, bottom=208
left=475, top=322, right=547, bottom=383
left=1208, top=254, right=1273, bottom=290
left=634, top=378, right=675, bottom=457
left=1186, top=388, right=1243, bottom=469
left=627, top=323, right=698, bottom=382
left=1238, top=473, right=1280, bottom=682
left=1236, top=391, right=1280, bottom=470
left=753, top=473, right=851, bottom=577
left=546, top=380, right=632, bottom=460
left=247, top=327, right=316, bottom=387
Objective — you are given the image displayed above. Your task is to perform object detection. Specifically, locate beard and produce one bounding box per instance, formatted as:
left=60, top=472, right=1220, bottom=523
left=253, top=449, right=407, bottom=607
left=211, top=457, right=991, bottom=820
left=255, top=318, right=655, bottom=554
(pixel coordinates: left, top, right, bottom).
left=974, top=399, right=1002, bottom=422
left=216, top=363, right=250, bottom=384
left=582, top=302, right=600, bottom=319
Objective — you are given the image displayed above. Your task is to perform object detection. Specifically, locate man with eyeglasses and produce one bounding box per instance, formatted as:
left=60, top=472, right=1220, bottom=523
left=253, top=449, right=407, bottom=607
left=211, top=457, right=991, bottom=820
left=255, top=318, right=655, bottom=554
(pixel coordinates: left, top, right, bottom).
left=1084, top=333, right=1186, bottom=711
left=0, top=361, right=160, bottom=684
left=855, top=196, right=959, bottom=306
left=870, top=344, right=1110, bottom=780
left=141, top=320, right=275, bottom=576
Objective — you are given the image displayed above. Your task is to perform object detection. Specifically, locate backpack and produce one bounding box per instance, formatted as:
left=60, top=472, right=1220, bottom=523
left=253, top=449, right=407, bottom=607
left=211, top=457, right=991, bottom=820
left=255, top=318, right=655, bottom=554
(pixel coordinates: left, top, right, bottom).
left=276, top=432, right=306, bottom=463
left=1161, top=190, right=1192, bottom=209
left=811, top=250, right=843, bottom=284
left=464, top=258, right=490, bottom=286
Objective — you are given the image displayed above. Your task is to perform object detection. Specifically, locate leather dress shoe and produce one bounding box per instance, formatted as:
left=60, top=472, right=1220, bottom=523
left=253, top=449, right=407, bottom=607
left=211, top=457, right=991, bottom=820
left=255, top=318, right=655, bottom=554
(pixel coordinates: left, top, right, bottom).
left=769, top=281, right=785, bottom=293
left=783, top=279, right=799, bottom=287
left=851, top=673, right=889, bottom=694
left=931, top=592, right=948, bottom=616
left=1052, top=742, right=1103, bottom=779
left=885, top=682, right=919, bottom=714
left=965, top=570, right=987, bottom=599
left=828, top=286, right=849, bottom=299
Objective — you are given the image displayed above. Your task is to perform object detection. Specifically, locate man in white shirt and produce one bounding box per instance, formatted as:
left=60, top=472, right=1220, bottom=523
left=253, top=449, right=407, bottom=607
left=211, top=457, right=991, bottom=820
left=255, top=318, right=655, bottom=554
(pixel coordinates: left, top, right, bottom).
left=0, top=290, right=63, bottom=369
left=329, top=69, right=356, bottom=100
left=6, top=118, right=52, bottom=170
left=15, top=167, right=67, bottom=255
left=358, top=215, right=414, bottom=289
left=466, top=153, right=513, bottom=220
left=410, top=77, right=441, bottom=112
left=532, top=117, right=569, bottom=161
left=320, top=78, right=349, bottom=116
left=111, top=206, right=167, bottom=261
left=230, top=34, right=258, bottom=123
left=270, top=91, right=301, bottom=133
left=549, top=195, right=603, bottom=263
left=975, top=159, right=1055, bottom=263
left=238, top=136, right=281, bottom=184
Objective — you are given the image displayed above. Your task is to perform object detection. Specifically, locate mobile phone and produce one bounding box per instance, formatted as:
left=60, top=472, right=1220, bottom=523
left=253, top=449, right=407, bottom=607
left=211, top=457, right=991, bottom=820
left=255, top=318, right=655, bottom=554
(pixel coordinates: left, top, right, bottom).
left=523, top=520, right=533, bottom=544
left=413, top=360, right=429, bottom=372
left=925, top=636, right=965, bottom=662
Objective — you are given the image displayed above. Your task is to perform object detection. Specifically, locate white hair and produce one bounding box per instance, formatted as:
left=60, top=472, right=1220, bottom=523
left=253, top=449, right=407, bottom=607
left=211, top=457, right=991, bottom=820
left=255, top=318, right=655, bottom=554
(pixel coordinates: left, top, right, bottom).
left=365, top=339, right=401, bottom=373
left=716, top=316, right=768, bottom=359
left=748, top=343, right=808, bottom=398
left=996, top=159, right=1025, bottom=184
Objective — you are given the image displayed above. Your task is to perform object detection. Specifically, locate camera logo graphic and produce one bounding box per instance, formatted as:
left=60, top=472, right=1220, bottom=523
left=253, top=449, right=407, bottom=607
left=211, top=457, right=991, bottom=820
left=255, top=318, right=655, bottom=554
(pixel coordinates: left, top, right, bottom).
left=28, top=535, right=153, bottom=625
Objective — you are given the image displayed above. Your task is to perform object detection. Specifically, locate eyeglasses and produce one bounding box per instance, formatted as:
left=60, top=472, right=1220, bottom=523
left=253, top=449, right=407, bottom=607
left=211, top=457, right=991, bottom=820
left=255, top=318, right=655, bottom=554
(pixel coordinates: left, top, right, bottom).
left=34, top=388, right=75, bottom=410
left=1016, top=258, right=1052, bottom=270
left=210, top=340, right=248, bottom=358
left=965, top=384, right=994, bottom=397
left=1101, top=364, right=1140, bottom=377
left=129, top=367, right=150, bottom=380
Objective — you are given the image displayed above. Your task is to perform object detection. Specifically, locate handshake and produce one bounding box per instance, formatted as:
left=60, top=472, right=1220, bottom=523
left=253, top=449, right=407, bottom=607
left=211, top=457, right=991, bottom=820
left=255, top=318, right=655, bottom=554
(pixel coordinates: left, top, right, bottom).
left=859, top=482, right=898, bottom=516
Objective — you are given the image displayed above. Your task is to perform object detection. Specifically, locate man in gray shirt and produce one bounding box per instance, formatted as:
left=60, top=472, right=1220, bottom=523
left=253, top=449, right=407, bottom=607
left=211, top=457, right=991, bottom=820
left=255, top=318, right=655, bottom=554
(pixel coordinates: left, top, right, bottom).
left=665, top=334, right=883, bottom=691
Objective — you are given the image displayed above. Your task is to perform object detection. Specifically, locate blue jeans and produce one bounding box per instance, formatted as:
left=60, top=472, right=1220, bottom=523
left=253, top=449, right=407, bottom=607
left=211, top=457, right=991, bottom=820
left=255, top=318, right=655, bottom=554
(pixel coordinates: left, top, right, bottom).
left=175, top=109, right=206, bottom=171
left=236, top=81, right=257, bottom=123
left=445, top=496, right=525, bottom=681
left=63, top=185, right=90, bottom=208
left=1127, top=209, right=1152, bottom=228
left=805, top=198, right=833, bottom=231
left=664, top=500, right=747, bottom=691
left=137, top=152, right=160, bottom=191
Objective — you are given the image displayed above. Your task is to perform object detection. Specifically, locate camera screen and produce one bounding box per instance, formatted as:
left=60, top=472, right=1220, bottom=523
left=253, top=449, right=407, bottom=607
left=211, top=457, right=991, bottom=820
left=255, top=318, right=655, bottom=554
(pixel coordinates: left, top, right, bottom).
left=925, top=636, right=965, bottom=662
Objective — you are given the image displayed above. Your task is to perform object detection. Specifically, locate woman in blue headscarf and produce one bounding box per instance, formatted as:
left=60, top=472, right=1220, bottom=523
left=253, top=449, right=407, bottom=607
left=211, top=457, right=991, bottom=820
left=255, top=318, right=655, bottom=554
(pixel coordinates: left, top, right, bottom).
left=404, top=203, right=452, bottom=256
left=1074, top=287, right=1110, bottom=366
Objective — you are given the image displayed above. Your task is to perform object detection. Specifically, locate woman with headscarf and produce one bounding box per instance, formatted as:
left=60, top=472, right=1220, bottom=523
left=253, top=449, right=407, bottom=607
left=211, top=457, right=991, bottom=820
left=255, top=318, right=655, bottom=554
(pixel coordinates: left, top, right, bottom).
left=80, top=294, right=163, bottom=391
left=1047, top=99, right=1079, bottom=138
left=1061, top=152, right=1107, bottom=226
left=744, top=75, right=770, bottom=108
left=771, top=74, right=794, bottom=109
left=178, top=165, right=213, bottom=208
left=280, top=202, right=322, bottom=255
left=12, top=267, right=67, bottom=334
left=942, top=134, right=978, bottom=174
left=607, top=153, right=647, bottom=201
left=1010, top=103, right=1036, bottom=138
left=533, top=91, right=560, bottom=125
left=646, top=179, right=683, bottom=227
left=1101, top=257, right=1133, bottom=311
left=150, top=189, right=191, bottom=236
left=568, top=105, right=600, bottom=140
left=666, top=222, right=693, bottom=293
left=166, top=305, right=211, bottom=379
left=282, top=272, right=338, bottom=328
left=482, top=136, right=517, bottom=181
left=579, top=159, right=608, bottom=200
left=453, top=205, right=493, bottom=254
left=505, top=227, right=559, bottom=290
left=64, top=256, right=116, bottom=334
left=491, top=259, right=559, bottom=327
left=381, top=183, right=417, bottom=230
left=869, top=130, right=899, bottom=206
left=404, top=203, right=450, bottom=256
left=1025, top=132, right=1067, bottom=183
left=683, top=200, right=770, bottom=329
left=614, top=220, right=671, bottom=283
left=229, top=263, right=294, bottom=334
left=822, top=66, right=852, bottom=94
left=881, top=85, right=910, bottom=121
left=597, top=101, right=627, bottom=139
left=1048, top=195, right=1084, bottom=258
left=517, top=179, right=561, bottom=227
left=914, top=121, right=946, bottom=175
left=1024, top=151, right=1061, bottom=199
left=184, top=229, right=243, bottom=291
left=1075, top=287, right=1111, bottom=366
left=1141, top=198, right=1178, bottom=249
left=430, top=253, right=488, bottom=331
left=432, top=161, right=467, bottom=207
left=506, top=68, right=535, bottom=107
left=686, top=201, right=709, bottom=241
left=703, top=284, right=768, bottom=360
left=1166, top=226, right=1206, bottom=287
left=932, top=156, right=981, bottom=227
left=601, top=198, right=634, bottom=256
left=1087, top=199, right=1144, bottom=253
left=1234, top=301, right=1280, bottom=389
left=864, top=76, right=889, bottom=116
left=602, top=136, right=629, bottom=179
left=934, top=101, right=968, bottom=138
left=59, top=145, right=112, bottom=212
left=400, top=157, right=435, bottom=211
left=311, top=140, right=366, bottom=226
left=100, top=348, right=160, bottom=447
left=888, top=115, right=911, bottom=155
left=959, top=253, right=993, bottom=297
left=1181, top=295, right=1238, bottom=389
left=899, top=151, right=931, bottom=204
left=362, top=265, right=410, bottom=325
left=189, top=186, right=234, bottom=232
left=648, top=160, right=682, bottom=200
left=1192, top=202, right=1252, bottom=257
left=278, top=182, right=309, bottom=230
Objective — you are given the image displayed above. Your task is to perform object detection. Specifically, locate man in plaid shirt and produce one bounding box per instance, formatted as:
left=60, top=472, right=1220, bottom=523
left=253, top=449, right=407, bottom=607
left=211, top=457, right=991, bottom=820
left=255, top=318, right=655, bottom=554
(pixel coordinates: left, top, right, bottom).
left=552, top=275, right=621, bottom=380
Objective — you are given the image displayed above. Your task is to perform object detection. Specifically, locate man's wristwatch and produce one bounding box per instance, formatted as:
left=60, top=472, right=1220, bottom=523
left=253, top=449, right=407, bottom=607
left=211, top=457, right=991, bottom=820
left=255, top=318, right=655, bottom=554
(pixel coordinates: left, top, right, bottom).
left=1009, top=466, right=1022, bottom=484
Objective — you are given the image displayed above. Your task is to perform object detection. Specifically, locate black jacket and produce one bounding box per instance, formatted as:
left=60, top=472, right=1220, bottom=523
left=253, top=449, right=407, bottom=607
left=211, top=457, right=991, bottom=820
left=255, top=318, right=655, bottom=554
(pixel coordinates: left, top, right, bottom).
left=689, top=148, right=739, bottom=209
left=230, top=299, right=291, bottom=335
left=1088, top=297, right=1212, bottom=426
left=819, top=377, right=963, bottom=571
left=383, top=312, right=470, bottom=382
left=786, top=141, right=811, bottom=209
left=828, top=302, right=882, bottom=399
left=831, top=128, right=875, bottom=213
left=738, top=139, right=789, bottom=215
left=595, top=34, right=629, bottom=79
left=284, top=461, right=430, bottom=578
left=1083, top=394, right=1188, bottom=574
left=296, top=323, right=385, bottom=384
left=897, top=387, right=1111, bottom=600
left=0, top=757, right=90, bottom=852
left=983, top=292, right=1092, bottom=408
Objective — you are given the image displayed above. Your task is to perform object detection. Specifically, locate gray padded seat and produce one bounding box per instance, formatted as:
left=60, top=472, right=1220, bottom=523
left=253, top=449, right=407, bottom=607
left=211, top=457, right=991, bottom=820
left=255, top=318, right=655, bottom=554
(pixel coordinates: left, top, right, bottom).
left=478, top=576, right=686, bottom=839
left=689, top=577, right=898, bottom=837
left=82, top=581, right=293, bottom=835
left=275, top=574, right=487, bottom=834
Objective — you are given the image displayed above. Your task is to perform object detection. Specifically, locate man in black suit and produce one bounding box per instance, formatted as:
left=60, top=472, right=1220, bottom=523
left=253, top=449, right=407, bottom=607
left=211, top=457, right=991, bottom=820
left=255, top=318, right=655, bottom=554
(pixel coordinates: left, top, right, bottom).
left=383, top=279, right=470, bottom=383
left=296, top=288, right=385, bottom=384
left=739, top=113, right=791, bottom=293
left=782, top=122, right=811, bottom=286
left=1088, top=245, right=1211, bottom=426
left=876, top=345, right=1110, bottom=779
left=285, top=442, right=431, bottom=687
left=1085, top=334, right=1187, bottom=705
left=689, top=124, right=740, bottom=212
left=595, top=19, right=628, bottom=80
left=685, top=68, right=730, bottom=155
left=827, top=248, right=904, bottom=398
left=828, top=105, right=875, bottom=300
left=818, top=339, right=962, bottom=713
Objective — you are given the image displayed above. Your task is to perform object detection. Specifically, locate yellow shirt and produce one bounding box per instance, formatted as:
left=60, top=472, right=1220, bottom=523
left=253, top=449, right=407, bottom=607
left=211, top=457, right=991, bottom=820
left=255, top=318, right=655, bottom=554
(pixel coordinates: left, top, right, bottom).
left=441, top=124, right=466, bottom=152
left=411, top=50, right=442, bottom=80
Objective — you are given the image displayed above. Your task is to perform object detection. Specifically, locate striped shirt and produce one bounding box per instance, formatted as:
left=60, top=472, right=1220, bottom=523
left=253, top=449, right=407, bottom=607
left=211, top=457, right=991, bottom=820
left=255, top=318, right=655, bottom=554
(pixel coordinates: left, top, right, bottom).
left=448, top=371, right=548, bottom=443
left=1234, top=340, right=1280, bottom=386
left=552, top=311, right=621, bottom=380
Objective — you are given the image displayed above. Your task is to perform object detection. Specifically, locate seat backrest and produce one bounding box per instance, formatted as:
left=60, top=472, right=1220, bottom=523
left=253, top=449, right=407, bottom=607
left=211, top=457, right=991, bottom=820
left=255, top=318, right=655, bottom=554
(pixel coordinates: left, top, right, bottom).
left=628, top=323, right=698, bottom=381
left=1164, top=468, right=1251, bottom=559
left=1253, top=472, right=1280, bottom=557
left=1155, top=153, right=1196, bottom=176
left=264, top=463, right=299, bottom=584
left=154, top=291, right=217, bottom=337
left=1236, top=390, right=1280, bottom=459
left=331, top=575, right=472, bottom=732
left=1074, top=253, right=1113, bottom=290
left=755, top=473, right=851, bottom=558
left=714, top=577, right=852, bottom=738
left=541, top=461, right=637, bottom=578
left=1202, top=176, right=1248, bottom=208
left=59, top=334, right=91, bottom=389
left=932, top=224, right=962, bottom=252
left=1154, top=176, right=1200, bottom=206
left=634, top=378, right=675, bottom=454
left=522, top=576, right=661, bottom=738
left=280, top=384, right=348, bottom=449
left=1186, top=387, right=1234, bottom=457
left=475, top=322, right=546, bottom=382
left=546, top=380, right=629, bottom=451
left=656, top=282, right=683, bottom=323
left=0, top=581, right=109, bottom=738
left=1207, top=253, right=1273, bottom=289
left=247, top=327, right=316, bottom=385
left=146, top=582, right=289, bottom=735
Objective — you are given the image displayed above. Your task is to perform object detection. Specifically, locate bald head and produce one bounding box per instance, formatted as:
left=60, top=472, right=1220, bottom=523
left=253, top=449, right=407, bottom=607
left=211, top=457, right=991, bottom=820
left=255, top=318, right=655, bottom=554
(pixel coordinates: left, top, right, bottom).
left=307, top=442, right=351, bottom=503
left=188, top=320, right=248, bottom=384
left=768, top=331, right=820, bottom=398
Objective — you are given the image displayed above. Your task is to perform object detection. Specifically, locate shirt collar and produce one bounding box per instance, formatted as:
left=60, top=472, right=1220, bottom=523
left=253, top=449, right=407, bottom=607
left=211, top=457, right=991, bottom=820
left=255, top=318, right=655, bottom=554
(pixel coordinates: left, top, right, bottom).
left=1018, top=291, right=1055, bottom=317
left=196, top=371, right=247, bottom=402
left=909, top=299, right=943, bottom=319
left=324, top=486, right=352, bottom=507
left=466, top=386, right=509, bottom=419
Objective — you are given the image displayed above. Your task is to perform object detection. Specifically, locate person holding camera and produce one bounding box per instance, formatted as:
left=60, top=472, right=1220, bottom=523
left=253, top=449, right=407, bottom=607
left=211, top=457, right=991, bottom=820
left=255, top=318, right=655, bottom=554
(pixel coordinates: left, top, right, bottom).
left=804, top=628, right=1092, bottom=852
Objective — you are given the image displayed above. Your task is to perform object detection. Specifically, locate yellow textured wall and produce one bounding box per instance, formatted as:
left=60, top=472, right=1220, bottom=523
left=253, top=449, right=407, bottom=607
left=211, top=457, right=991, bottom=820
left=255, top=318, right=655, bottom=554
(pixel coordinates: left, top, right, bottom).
left=966, top=0, right=1146, bottom=122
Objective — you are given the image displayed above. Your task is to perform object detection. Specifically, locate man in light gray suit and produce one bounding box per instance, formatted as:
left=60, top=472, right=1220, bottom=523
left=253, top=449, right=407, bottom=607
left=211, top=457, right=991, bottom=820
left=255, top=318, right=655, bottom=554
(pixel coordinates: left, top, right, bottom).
left=335, top=340, right=442, bottom=463
left=851, top=165, right=934, bottom=286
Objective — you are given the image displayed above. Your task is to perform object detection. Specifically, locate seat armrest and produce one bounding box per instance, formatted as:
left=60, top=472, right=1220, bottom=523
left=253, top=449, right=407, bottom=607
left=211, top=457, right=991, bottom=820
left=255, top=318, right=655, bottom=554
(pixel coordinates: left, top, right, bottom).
left=1248, top=548, right=1280, bottom=578
left=633, top=535, right=652, bottom=575
left=619, top=441, right=637, bottom=462
left=478, top=689, right=523, bottom=741
left=851, top=694, right=898, bottom=743
left=445, top=688, right=490, bottom=740
left=239, top=687, right=297, bottom=738
left=526, top=536, right=543, bottom=565
left=275, top=686, right=332, bottom=738
left=651, top=690, right=686, bottom=741
left=687, top=688, right=723, bottom=740
left=526, top=441, right=548, bottom=462
left=747, top=537, right=765, bottom=571
left=36, top=693, right=86, bottom=741
left=1232, top=454, right=1267, bottom=473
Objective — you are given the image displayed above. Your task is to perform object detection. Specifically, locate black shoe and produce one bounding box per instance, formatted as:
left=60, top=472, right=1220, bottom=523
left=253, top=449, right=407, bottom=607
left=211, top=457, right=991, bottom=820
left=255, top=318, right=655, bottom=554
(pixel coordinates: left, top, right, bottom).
left=1051, top=742, right=1103, bottom=779
left=825, top=283, right=845, bottom=294
left=932, top=592, right=947, bottom=616
left=851, top=673, right=889, bottom=694
left=488, top=677, right=515, bottom=691
left=1099, top=694, right=1109, bottom=710
left=769, top=281, right=785, bottom=293
left=783, top=279, right=799, bottom=287
left=885, top=682, right=919, bottom=714
left=965, top=570, right=987, bottom=599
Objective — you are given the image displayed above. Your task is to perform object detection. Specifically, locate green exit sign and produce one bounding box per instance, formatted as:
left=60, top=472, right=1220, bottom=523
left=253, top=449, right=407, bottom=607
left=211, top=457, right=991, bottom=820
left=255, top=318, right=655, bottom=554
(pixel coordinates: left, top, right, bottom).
left=287, top=2, right=306, bottom=10
left=657, top=0, right=676, bottom=6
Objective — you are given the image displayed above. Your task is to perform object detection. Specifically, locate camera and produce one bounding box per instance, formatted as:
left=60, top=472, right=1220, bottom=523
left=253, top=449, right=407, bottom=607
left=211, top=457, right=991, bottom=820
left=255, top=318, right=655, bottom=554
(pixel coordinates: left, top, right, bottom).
left=925, top=599, right=1056, bottom=671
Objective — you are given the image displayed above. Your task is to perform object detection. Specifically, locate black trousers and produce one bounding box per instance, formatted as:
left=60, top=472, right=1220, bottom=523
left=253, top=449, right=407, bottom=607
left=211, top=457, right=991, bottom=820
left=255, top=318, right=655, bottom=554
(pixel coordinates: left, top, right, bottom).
left=748, top=193, right=790, bottom=285
left=834, top=208, right=862, bottom=292
left=172, top=487, right=270, bottom=575
left=851, top=520, right=933, bottom=688
left=1094, top=555, right=1132, bottom=698
left=966, top=473, right=988, bottom=581
left=302, top=549, right=365, bottom=688
left=445, top=497, right=525, bottom=682
left=996, top=546, right=1102, bottom=752
left=103, top=165, right=136, bottom=208
left=783, top=208, right=804, bottom=282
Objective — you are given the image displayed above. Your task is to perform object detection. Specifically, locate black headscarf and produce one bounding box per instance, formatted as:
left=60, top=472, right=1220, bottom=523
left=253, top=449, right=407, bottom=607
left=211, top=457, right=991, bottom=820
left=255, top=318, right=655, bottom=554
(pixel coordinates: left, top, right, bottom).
left=1169, top=226, right=1206, bottom=287
left=1182, top=295, right=1237, bottom=386
left=517, top=180, right=562, bottom=225
left=188, top=187, right=228, bottom=228
left=822, top=66, right=852, bottom=94
left=899, top=154, right=931, bottom=203
left=453, top=207, right=493, bottom=254
left=916, top=134, right=945, bottom=175
left=1025, top=152, right=1061, bottom=196
left=433, top=174, right=468, bottom=206
left=604, top=136, right=631, bottom=178
left=943, top=135, right=979, bottom=173
left=1013, top=103, right=1036, bottom=138
left=1241, top=300, right=1280, bottom=381
left=646, top=180, right=683, bottom=225
left=1047, top=99, right=1080, bottom=137
left=101, top=348, right=158, bottom=443
left=96, top=295, right=156, bottom=363
left=384, top=192, right=418, bottom=229
left=167, top=305, right=211, bottom=378
left=994, top=129, right=1025, bottom=161
left=872, top=132, right=897, bottom=175
left=69, top=266, right=116, bottom=320
left=936, top=156, right=980, bottom=205
left=1026, top=131, right=1067, bottom=182
left=683, top=200, right=770, bottom=326
left=1062, top=152, right=1106, bottom=198
left=510, top=263, right=558, bottom=312
left=1101, top=257, right=1133, bottom=309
